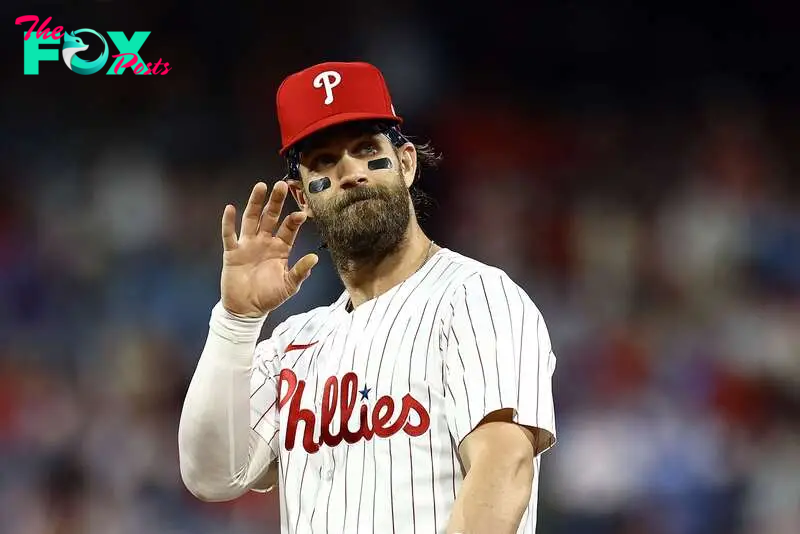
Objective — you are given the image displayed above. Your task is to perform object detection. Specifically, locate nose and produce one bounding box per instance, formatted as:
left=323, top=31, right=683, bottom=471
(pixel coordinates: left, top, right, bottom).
left=336, top=154, right=368, bottom=190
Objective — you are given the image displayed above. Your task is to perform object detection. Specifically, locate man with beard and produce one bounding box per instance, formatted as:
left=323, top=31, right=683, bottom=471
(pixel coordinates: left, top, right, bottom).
left=178, top=62, right=558, bottom=534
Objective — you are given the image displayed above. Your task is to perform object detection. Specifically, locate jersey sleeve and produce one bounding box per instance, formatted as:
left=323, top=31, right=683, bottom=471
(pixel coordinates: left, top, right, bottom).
left=442, top=271, right=557, bottom=456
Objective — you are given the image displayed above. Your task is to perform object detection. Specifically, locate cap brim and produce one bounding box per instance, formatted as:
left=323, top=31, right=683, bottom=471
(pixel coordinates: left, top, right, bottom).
left=280, top=112, right=403, bottom=156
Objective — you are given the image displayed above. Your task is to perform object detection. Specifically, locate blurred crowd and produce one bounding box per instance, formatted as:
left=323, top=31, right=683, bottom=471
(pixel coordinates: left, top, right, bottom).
left=2, top=1, right=799, bottom=533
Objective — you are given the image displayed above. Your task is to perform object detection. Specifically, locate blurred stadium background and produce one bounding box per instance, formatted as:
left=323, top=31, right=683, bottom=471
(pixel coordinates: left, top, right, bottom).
left=2, top=1, right=799, bottom=533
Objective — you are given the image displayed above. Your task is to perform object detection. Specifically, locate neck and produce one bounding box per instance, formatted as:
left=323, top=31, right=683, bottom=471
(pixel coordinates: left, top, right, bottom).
left=334, top=219, right=437, bottom=310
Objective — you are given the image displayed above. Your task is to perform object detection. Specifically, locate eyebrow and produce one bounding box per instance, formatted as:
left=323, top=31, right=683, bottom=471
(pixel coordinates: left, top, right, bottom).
left=302, top=132, right=378, bottom=160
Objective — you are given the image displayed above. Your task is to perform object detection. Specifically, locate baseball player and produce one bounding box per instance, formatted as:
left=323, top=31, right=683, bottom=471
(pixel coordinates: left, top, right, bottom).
left=178, top=61, right=557, bottom=534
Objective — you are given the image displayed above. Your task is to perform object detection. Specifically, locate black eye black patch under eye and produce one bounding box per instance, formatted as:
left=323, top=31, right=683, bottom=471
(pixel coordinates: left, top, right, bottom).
left=308, top=177, right=331, bottom=193
left=367, top=157, right=393, bottom=170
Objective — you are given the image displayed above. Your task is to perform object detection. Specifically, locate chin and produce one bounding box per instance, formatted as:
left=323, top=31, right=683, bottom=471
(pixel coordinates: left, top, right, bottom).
left=332, top=225, right=406, bottom=260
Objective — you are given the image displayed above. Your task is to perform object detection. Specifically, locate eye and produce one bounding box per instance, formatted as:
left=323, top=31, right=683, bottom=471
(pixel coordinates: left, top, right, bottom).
left=311, top=153, right=336, bottom=170
left=355, top=141, right=378, bottom=156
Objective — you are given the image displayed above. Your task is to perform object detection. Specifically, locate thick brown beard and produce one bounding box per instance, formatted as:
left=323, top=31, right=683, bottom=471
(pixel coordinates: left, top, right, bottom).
left=308, top=172, right=411, bottom=269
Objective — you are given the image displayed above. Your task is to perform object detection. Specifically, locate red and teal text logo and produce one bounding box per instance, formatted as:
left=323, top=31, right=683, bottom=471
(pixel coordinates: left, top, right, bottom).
left=16, top=15, right=171, bottom=75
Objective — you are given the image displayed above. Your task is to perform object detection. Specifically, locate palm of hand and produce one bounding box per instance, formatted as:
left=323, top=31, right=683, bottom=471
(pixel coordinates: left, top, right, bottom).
left=219, top=181, right=318, bottom=317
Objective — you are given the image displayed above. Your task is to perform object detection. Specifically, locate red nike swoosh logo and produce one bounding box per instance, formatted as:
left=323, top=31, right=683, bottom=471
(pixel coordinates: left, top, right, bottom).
left=284, top=341, right=319, bottom=352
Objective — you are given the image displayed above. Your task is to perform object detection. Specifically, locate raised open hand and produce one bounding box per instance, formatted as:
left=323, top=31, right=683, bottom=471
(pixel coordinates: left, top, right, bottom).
left=220, top=181, right=318, bottom=317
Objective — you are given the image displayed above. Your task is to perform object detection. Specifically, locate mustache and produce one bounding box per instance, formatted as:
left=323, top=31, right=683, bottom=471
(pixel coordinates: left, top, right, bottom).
left=332, top=186, right=387, bottom=211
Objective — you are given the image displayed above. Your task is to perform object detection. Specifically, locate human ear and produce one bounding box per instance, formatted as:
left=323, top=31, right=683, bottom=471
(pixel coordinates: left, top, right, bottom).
left=287, top=178, right=315, bottom=218
left=397, top=143, right=417, bottom=188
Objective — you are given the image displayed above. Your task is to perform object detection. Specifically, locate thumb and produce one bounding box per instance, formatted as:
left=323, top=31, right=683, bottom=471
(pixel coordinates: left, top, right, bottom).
left=286, top=253, right=319, bottom=292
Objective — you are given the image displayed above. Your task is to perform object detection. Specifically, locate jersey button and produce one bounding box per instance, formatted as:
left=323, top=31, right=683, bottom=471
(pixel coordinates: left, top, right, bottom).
left=323, top=469, right=334, bottom=480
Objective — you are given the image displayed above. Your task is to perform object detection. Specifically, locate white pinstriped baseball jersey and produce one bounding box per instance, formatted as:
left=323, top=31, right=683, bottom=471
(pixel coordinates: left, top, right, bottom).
left=249, top=248, right=557, bottom=534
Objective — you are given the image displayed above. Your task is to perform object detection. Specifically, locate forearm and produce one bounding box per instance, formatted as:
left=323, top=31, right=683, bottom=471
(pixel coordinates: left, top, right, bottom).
left=446, top=455, right=533, bottom=534
left=178, top=301, right=268, bottom=501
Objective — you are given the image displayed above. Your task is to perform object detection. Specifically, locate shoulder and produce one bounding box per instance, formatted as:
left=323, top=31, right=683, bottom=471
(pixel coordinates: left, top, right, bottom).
left=436, top=249, right=545, bottom=326
left=436, top=248, right=531, bottom=301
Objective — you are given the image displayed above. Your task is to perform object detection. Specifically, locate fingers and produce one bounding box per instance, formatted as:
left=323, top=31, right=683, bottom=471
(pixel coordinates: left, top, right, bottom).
left=258, top=181, right=289, bottom=235
left=221, top=204, right=238, bottom=251
left=224, top=180, right=293, bottom=251
left=240, top=182, right=268, bottom=237
left=275, top=211, right=307, bottom=247
left=287, top=253, right=319, bottom=290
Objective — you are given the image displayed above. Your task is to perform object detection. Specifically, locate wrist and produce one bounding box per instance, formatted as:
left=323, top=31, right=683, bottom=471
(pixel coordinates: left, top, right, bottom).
left=210, top=301, right=268, bottom=344
left=221, top=302, right=267, bottom=320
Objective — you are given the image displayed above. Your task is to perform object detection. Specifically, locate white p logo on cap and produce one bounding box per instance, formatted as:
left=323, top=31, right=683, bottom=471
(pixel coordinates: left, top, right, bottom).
left=313, top=70, right=342, bottom=105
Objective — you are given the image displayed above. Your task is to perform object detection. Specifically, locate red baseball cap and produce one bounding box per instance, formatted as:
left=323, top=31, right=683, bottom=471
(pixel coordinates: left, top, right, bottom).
left=276, top=61, right=403, bottom=156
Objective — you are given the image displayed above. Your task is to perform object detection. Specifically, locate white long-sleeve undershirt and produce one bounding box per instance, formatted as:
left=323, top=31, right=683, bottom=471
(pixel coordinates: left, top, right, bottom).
left=177, top=301, right=278, bottom=501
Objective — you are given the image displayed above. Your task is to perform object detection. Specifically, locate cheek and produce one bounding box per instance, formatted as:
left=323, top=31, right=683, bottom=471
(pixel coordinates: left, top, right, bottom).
left=305, top=189, right=333, bottom=215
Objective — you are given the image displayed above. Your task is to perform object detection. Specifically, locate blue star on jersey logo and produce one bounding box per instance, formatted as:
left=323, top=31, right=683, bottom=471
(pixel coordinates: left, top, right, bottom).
left=359, top=385, right=371, bottom=401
